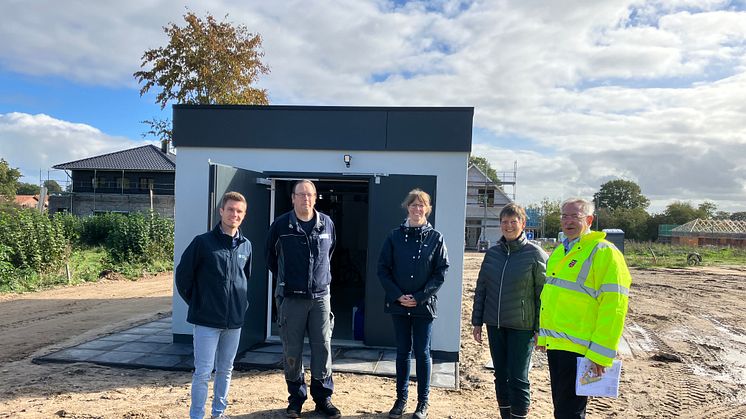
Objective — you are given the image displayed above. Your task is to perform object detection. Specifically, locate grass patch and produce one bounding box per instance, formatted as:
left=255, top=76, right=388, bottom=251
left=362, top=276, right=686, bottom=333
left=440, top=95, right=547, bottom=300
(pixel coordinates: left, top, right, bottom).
left=0, top=246, right=173, bottom=294
left=625, top=242, right=746, bottom=268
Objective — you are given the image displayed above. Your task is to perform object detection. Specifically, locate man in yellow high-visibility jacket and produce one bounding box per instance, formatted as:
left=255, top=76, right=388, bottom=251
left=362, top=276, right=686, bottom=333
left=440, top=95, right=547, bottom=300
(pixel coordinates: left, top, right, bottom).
left=537, top=198, right=631, bottom=419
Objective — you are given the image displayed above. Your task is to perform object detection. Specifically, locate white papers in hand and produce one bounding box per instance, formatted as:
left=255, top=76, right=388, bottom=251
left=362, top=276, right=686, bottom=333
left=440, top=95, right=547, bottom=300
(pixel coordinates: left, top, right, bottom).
left=575, top=357, right=622, bottom=398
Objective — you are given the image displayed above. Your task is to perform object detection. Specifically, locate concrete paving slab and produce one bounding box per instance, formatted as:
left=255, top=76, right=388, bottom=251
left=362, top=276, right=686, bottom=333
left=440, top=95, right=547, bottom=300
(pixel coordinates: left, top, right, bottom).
left=155, top=343, right=193, bottom=356
left=333, top=357, right=377, bottom=374
left=132, top=354, right=184, bottom=368
left=34, top=318, right=458, bottom=389
left=138, top=334, right=174, bottom=344
left=89, top=350, right=146, bottom=364
left=237, top=352, right=283, bottom=367
left=75, top=339, right=126, bottom=351
left=48, top=348, right=105, bottom=362
left=98, top=333, right=145, bottom=342
left=342, top=349, right=382, bottom=361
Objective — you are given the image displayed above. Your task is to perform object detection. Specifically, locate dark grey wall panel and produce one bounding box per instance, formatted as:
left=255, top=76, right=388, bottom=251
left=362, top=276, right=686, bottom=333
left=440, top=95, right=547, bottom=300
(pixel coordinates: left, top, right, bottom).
left=386, top=109, right=473, bottom=151
left=173, top=105, right=473, bottom=152
left=174, top=106, right=387, bottom=150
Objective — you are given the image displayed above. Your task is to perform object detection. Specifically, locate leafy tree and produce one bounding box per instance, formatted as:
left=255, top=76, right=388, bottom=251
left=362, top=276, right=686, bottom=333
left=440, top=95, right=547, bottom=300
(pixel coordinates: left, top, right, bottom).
left=0, top=159, right=21, bottom=201
left=134, top=11, right=270, bottom=109
left=16, top=182, right=40, bottom=195
left=469, top=155, right=500, bottom=184
left=528, top=198, right=561, bottom=238
left=593, top=179, right=650, bottom=211
left=731, top=211, right=746, bottom=222
left=713, top=210, right=731, bottom=220
left=598, top=207, right=650, bottom=240
left=663, top=201, right=700, bottom=224
left=141, top=117, right=173, bottom=151
left=697, top=201, right=717, bottom=219
left=43, top=180, right=62, bottom=194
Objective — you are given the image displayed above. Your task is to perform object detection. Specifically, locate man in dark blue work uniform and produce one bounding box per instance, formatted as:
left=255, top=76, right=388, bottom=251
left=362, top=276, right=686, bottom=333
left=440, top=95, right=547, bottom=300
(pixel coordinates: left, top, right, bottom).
left=266, top=179, right=340, bottom=419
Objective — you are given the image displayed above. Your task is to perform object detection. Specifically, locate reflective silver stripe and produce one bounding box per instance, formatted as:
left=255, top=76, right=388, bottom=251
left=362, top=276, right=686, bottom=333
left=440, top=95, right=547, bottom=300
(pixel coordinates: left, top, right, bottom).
left=539, top=328, right=617, bottom=359
left=539, top=328, right=591, bottom=347
left=577, top=241, right=615, bottom=286
left=589, top=342, right=617, bottom=358
left=598, top=283, right=629, bottom=296
left=545, top=276, right=598, bottom=298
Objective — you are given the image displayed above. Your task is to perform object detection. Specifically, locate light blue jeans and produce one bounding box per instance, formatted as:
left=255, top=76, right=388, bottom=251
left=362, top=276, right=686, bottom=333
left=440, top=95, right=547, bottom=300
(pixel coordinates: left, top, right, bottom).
left=190, top=325, right=242, bottom=419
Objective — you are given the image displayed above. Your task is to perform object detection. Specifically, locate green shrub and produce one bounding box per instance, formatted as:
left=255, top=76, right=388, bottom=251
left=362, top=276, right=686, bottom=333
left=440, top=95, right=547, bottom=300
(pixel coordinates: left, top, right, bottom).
left=0, top=208, right=68, bottom=273
left=53, top=212, right=82, bottom=243
left=80, top=213, right=124, bottom=246
left=106, top=212, right=174, bottom=264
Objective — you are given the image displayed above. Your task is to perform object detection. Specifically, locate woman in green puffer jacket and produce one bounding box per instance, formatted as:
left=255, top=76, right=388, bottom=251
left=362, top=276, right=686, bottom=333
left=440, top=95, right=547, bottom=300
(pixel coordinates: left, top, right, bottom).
left=471, top=203, right=548, bottom=419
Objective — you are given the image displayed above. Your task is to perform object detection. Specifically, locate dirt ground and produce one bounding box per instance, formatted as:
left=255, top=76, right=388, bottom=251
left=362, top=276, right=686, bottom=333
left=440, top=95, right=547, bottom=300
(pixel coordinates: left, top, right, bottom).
left=1, top=252, right=745, bottom=418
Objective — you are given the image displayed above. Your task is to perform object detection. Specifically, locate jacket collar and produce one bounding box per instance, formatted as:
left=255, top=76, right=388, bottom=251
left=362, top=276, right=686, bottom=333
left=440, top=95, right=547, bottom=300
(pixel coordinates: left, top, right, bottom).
left=500, top=231, right=528, bottom=251
left=289, top=209, right=325, bottom=233
left=211, top=222, right=247, bottom=244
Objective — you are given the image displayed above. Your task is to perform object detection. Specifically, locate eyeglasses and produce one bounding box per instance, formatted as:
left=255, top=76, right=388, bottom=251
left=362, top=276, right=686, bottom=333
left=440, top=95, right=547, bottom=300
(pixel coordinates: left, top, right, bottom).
left=294, top=192, right=316, bottom=198
left=408, top=204, right=426, bottom=209
left=560, top=213, right=587, bottom=220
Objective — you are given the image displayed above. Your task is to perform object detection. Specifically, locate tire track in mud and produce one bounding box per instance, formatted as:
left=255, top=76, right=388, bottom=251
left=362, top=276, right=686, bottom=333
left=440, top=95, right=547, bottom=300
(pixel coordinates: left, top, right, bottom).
left=626, top=320, right=713, bottom=417
left=687, top=404, right=746, bottom=419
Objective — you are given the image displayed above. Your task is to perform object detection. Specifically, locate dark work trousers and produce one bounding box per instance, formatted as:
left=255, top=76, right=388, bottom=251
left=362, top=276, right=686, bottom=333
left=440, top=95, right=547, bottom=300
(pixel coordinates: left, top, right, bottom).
left=486, top=326, right=534, bottom=418
left=391, top=314, right=433, bottom=403
left=547, top=350, right=587, bottom=419
left=277, top=295, right=335, bottom=405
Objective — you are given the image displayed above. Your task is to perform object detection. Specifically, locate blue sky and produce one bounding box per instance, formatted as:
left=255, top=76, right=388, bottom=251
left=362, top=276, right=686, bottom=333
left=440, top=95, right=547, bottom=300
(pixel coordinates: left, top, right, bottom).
left=1, top=0, right=745, bottom=213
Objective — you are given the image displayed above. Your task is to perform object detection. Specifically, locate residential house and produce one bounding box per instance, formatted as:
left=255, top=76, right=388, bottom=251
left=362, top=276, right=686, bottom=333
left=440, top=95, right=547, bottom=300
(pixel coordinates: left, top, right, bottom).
left=465, top=164, right=512, bottom=249
left=48, top=144, right=175, bottom=217
left=14, top=194, right=48, bottom=210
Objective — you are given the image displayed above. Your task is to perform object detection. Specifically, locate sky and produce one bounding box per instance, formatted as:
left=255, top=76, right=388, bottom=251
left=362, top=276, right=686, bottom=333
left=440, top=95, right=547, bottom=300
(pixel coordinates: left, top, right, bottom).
left=1, top=0, right=745, bottom=213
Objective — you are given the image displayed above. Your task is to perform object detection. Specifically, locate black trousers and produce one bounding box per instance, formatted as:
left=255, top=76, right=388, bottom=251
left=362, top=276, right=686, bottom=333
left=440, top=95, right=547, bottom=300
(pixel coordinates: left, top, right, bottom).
left=547, top=350, right=587, bottom=419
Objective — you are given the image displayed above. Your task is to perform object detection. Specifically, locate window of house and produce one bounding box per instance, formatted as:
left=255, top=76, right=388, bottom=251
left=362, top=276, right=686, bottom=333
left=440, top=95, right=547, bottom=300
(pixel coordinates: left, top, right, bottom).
left=139, top=178, right=155, bottom=191
left=91, top=177, right=106, bottom=189
left=477, top=188, right=495, bottom=206
left=117, top=178, right=130, bottom=190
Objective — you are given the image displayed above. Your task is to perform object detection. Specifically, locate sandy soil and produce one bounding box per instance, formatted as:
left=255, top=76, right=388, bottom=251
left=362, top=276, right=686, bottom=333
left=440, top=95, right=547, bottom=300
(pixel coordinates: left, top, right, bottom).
left=0, top=253, right=745, bottom=418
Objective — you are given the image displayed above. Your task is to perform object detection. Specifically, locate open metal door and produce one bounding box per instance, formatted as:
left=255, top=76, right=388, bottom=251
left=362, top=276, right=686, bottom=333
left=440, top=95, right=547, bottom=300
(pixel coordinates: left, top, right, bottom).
left=209, top=163, right=270, bottom=352
left=364, top=174, right=437, bottom=347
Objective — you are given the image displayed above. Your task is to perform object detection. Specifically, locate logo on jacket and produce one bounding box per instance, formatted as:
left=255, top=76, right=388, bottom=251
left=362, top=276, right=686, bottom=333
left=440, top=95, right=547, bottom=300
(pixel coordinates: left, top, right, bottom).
left=568, top=259, right=578, bottom=268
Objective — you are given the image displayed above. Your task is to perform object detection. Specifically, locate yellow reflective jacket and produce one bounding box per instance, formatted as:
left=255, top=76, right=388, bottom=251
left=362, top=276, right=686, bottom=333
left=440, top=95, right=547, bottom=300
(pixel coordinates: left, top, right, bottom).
left=537, top=231, right=631, bottom=367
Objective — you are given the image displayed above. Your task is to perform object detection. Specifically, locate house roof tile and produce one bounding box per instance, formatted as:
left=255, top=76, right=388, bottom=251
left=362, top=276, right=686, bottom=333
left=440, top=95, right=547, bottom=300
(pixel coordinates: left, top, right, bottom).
left=53, top=145, right=175, bottom=171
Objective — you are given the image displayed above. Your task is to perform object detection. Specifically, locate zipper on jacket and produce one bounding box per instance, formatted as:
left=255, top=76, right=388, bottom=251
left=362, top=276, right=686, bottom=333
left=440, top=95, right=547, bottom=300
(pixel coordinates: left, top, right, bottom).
left=226, top=244, right=235, bottom=329
left=521, top=299, right=525, bottom=322
left=497, top=246, right=510, bottom=327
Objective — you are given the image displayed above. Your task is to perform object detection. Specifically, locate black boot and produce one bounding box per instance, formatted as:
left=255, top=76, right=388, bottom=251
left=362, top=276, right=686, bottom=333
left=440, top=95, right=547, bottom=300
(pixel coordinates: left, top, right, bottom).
left=314, top=398, right=341, bottom=419
left=388, top=398, right=407, bottom=419
left=413, top=401, right=428, bottom=419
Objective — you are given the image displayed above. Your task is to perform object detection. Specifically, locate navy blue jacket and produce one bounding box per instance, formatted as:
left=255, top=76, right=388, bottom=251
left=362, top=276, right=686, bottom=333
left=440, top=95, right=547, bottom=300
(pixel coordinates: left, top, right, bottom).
left=377, top=222, right=449, bottom=318
left=266, top=210, right=336, bottom=299
left=175, top=224, right=252, bottom=329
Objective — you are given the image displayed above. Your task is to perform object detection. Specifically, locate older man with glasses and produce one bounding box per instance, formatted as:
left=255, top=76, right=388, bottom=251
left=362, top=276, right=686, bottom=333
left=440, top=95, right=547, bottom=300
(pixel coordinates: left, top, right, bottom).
left=266, top=180, right=340, bottom=419
left=536, top=198, right=632, bottom=419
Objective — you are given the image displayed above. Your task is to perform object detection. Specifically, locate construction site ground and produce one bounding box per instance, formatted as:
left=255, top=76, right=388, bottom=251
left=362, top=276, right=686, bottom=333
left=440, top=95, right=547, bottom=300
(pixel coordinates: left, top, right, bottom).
left=0, top=252, right=744, bottom=418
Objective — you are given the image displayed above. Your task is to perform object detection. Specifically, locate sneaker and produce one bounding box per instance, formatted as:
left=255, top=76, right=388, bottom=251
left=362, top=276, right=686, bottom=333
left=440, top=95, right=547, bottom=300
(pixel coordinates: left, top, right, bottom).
left=388, top=398, right=407, bottom=419
left=413, top=401, right=428, bottom=419
left=286, top=401, right=303, bottom=418
left=210, top=415, right=230, bottom=419
left=314, top=399, right=341, bottom=419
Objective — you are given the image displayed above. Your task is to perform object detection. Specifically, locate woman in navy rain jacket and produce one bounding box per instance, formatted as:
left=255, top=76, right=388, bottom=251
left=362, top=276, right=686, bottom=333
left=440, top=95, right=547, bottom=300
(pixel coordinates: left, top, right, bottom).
left=377, top=189, right=449, bottom=419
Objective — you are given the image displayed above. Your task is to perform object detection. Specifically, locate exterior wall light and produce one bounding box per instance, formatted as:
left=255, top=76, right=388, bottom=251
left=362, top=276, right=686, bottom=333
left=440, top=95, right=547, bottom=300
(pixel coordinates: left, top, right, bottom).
left=343, top=154, right=351, bottom=168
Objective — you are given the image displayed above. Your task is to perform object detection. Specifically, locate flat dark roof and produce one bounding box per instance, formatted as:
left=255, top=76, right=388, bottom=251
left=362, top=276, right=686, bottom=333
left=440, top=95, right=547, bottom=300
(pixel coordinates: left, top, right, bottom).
left=172, top=105, right=473, bottom=152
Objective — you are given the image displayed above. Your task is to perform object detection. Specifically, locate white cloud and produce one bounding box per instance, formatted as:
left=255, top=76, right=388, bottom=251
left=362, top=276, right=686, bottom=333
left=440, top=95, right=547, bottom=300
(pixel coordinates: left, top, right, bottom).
left=0, top=0, right=745, bottom=212
left=0, top=112, right=147, bottom=185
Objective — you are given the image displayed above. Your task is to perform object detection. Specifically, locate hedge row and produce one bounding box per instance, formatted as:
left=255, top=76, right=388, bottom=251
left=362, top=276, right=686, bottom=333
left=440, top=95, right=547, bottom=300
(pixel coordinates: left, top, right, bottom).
left=0, top=209, right=174, bottom=289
